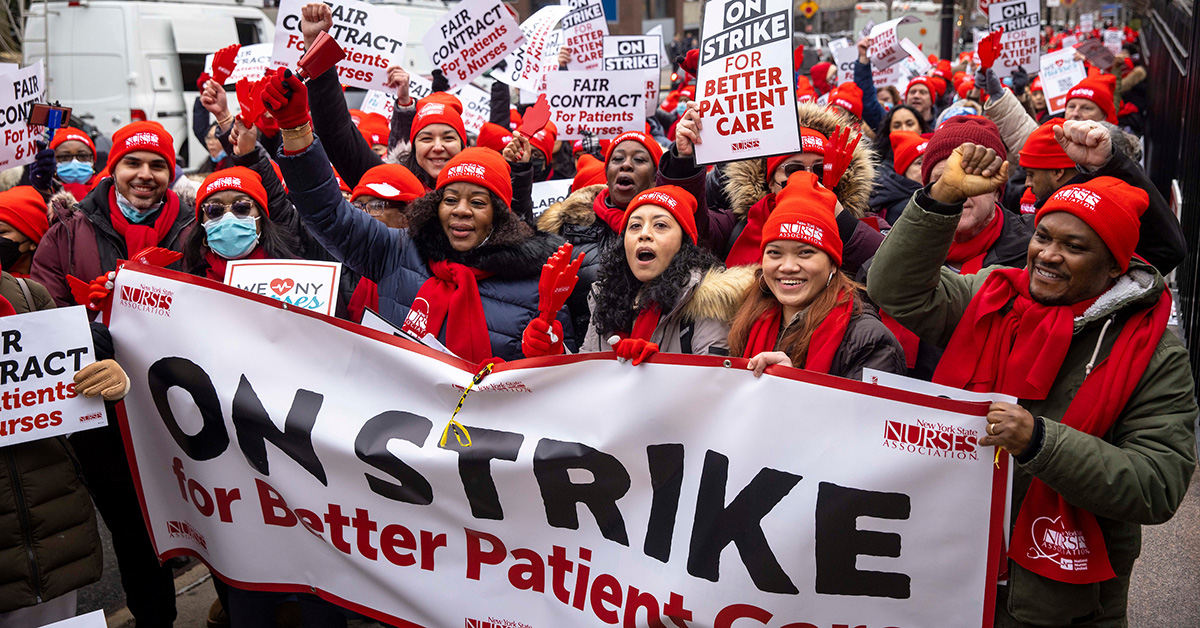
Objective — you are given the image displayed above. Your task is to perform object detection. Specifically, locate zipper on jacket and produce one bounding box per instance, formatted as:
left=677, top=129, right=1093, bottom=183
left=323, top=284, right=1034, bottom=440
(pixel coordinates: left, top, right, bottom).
left=6, top=450, right=44, bottom=603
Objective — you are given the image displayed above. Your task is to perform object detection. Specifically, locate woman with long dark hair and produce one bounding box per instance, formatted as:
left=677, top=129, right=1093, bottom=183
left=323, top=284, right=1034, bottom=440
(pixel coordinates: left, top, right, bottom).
left=872, top=104, right=930, bottom=165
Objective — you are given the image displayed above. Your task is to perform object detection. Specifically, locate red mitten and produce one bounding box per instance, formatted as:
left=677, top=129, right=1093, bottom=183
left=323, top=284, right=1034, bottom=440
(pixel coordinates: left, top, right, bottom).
left=522, top=318, right=564, bottom=358
left=68, top=271, right=115, bottom=311
left=676, top=49, right=699, bottom=78
left=613, top=338, right=658, bottom=366
left=196, top=72, right=212, bottom=93
left=260, top=68, right=311, bottom=130
left=978, top=28, right=1005, bottom=70
left=822, top=125, right=861, bottom=190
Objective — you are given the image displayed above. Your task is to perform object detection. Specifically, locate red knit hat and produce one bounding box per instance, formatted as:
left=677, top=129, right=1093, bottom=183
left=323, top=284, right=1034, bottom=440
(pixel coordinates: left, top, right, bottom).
left=1035, top=176, right=1147, bottom=272
left=348, top=109, right=365, bottom=125
left=766, top=127, right=828, bottom=182
left=195, top=167, right=269, bottom=221
left=605, top=131, right=663, bottom=167
left=796, top=75, right=816, bottom=103
left=828, top=82, right=863, bottom=119
left=421, top=92, right=464, bottom=115
left=109, top=121, right=176, bottom=173
left=622, top=185, right=698, bottom=244
left=436, top=147, right=513, bottom=204
left=529, top=122, right=557, bottom=160
left=410, top=101, right=467, bottom=145
left=1065, top=75, right=1118, bottom=124
left=572, top=154, right=606, bottom=192
left=679, top=85, right=696, bottom=100
left=906, top=76, right=937, bottom=100
left=952, top=71, right=967, bottom=88
left=49, top=127, right=96, bottom=155
left=476, top=122, right=514, bottom=153
left=359, top=114, right=390, bottom=147
left=508, top=108, right=522, bottom=130
left=1019, top=187, right=1037, bottom=215
left=956, top=78, right=976, bottom=99
left=0, top=186, right=49, bottom=243
left=890, top=131, right=929, bottom=175
left=1019, top=119, right=1076, bottom=170
left=1030, top=76, right=1043, bottom=93
left=933, top=60, right=953, bottom=83
left=921, top=115, right=1006, bottom=185
left=333, top=168, right=351, bottom=194
left=760, top=171, right=842, bottom=266
left=352, top=164, right=425, bottom=203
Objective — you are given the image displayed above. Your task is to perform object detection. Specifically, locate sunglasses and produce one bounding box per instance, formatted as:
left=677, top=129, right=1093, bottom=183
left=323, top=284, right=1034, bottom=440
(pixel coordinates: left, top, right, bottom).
left=782, top=162, right=824, bottom=178
left=200, top=199, right=257, bottom=220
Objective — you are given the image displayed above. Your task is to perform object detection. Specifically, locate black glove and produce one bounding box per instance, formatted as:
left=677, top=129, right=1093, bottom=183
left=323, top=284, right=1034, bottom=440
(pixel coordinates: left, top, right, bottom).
left=431, top=69, right=449, bottom=93
left=1011, top=66, right=1029, bottom=97
left=28, top=143, right=55, bottom=192
left=579, top=129, right=603, bottom=159
left=975, top=67, right=1004, bottom=100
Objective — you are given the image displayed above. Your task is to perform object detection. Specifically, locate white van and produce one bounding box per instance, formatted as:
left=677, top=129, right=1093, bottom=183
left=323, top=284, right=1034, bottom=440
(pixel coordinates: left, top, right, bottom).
left=23, top=0, right=274, bottom=169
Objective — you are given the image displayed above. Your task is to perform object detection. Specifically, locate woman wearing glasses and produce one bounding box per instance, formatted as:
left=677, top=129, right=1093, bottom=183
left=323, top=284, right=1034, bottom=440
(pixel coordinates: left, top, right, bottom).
left=50, top=128, right=100, bottom=201
left=345, top=164, right=425, bottom=321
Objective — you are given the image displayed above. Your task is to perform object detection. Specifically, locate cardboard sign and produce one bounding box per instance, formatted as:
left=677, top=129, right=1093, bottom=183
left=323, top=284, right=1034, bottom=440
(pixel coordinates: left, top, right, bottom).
left=868, top=16, right=920, bottom=69
left=0, top=305, right=105, bottom=446
left=360, top=89, right=395, bottom=119
left=1039, top=47, right=1087, bottom=114
left=603, top=35, right=661, bottom=116
left=900, top=38, right=931, bottom=72
left=272, top=0, right=410, bottom=91
left=1074, top=39, right=1115, bottom=70
left=0, top=61, right=45, bottom=173
left=205, top=43, right=273, bottom=85
left=109, top=262, right=1006, bottom=628
left=988, top=0, right=1040, bottom=78
left=495, top=5, right=571, bottom=92
left=561, top=0, right=608, bottom=71
left=531, top=179, right=572, bottom=218
left=828, top=37, right=856, bottom=85
left=1103, top=29, right=1124, bottom=56
left=424, top=0, right=525, bottom=89
left=544, top=70, right=642, bottom=139
left=223, top=260, right=342, bottom=317
left=694, top=0, right=800, bottom=165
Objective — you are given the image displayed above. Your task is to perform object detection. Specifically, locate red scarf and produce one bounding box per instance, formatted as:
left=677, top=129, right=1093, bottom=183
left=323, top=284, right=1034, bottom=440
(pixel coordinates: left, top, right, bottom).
left=629, top=304, right=661, bottom=341
left=945, top=205, right=1003, bottom=275
left=108, top=187, right=181, bottom=258
left=204, top=247, right=268, bottom=282
left=880, top=311, right=920, bottom=370
left=740, top=291, right=855, bottom=374
left=726, top=194, right=776, bottom=267
left=63, top=176, right=98, bottom=204
left=403, top=261, right=493, bottom=363
left=591, top=188, right=625, bottom=234
left=936, top=267, right=1171, bottom=584
left=348, top=278, right=379, bottom=323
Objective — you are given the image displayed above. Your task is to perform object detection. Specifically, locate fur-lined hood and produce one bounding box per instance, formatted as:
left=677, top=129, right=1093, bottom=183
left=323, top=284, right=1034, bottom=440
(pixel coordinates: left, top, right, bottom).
left=537, top=184, right=605, bottom=234
left=49, top=190, right=78, bottom=224
left=722, top=102, right=876, bottom=219
left=1118, top=66, right=1147, bottom=95
left=679, top=264, right=756, bottom=323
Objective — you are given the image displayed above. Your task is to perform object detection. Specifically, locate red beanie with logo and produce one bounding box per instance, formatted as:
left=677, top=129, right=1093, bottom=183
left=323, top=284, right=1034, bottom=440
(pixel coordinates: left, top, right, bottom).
left=572, top=154, right=606, bottom=192
left=476, top=122, right=514, bottom=153
left=50, top=127, right=96, bottom=154
left=796, top=75, right=816, bottom=103
left=1035, top=176, right=1148, bottom=272
left=907, top=76, right=937, bottom=101
left=352, top=164, right=425, bottom=203
left=622, top=185, right=698, bottom=244
left=410, top=101, right=467, bottom=145
left=110, top=121, right=176, bottom=173
left=0, top=186, right=49, bottom=243
left=1019, top=119, right=1076, bottom=170
left=829, top=82, right=863, bottom=119
left=890, top=131, right=929, bottom=176
left=1066, top=75, right=1118, bottom=124
left=195, top=167, right=269, bottom=221
left=760, top=171, right=842, bottom=266
left=359, top=113, right=390, bottom=147
left=436, top=147, right=513, bottom=205
left=529, top=121, right=557, bottom=160
left=956, top=78, right=976, bottom=99
left=605, top=131, right=663, bottom=167
left=333, top=168, right=351, bottom=194
left=766, top=127, right=827, bottom=182
left=921, top=115, right=1006, bottom=185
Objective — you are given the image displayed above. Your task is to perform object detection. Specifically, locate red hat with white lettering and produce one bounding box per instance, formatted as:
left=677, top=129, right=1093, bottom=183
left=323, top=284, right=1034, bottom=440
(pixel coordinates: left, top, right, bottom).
left=1035, top=176, right=1147, bottom=271
left=828, top=82, right=863, bottom=119
left=605, top=131, right=663, bottom=167
left=761, top=171, right=842, bottom=265
left=195, top=167, right=268, bottom=221
left=333, top=168, right=351, bottom=194
left=622, top=185, right=698, bottom=244
left=109, top=121, right=176, bottom=174
left=352, top=164, right=425, bottom=204
left=410, top=101, right=467, bottom=146
left=529, top=121, right=557, bottom=161
left=50, top=127, right=96, bottom=154
left=358, top=113, right=390, bottom=148
left=1065, top=75, right=1118, bottom=123
left=1030, top=76, right=1043, bottom=93
left=436, top=147, right=513, bottom=204
left=890, top=131, right=929, bottom=176
left=1019, top=119, right=1076, bottom=170
left=796, top=75, right=817, bottom=103
left=906, top=76, right=937, bottom=101
left=766, top=128, right=828, bottom=182
left=476, top=122, right=514, bottom=154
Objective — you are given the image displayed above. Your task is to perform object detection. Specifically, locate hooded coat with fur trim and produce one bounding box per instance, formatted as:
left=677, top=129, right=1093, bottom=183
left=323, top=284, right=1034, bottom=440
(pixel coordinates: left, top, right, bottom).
left=277, top=137, right=573, bottom=360
left=536, top=184, right=609, bottom=348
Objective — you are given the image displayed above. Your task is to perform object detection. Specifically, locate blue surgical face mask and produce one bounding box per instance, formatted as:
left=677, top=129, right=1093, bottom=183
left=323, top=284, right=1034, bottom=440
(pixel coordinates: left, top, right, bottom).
left=116, top=191, right=161, bottom=224
left=210, top=150, right=227, bottom=163
left=674, top=103, right=687, bottom=116
left=204, top=214, right=260, bottom=259
left=882, top=101, right=895, bottom=112
left=57, top=159, right=94, bottom=184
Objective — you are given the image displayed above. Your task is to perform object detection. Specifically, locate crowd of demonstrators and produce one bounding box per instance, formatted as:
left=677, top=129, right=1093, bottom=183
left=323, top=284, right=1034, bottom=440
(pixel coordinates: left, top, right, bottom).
left=0, top=8, right=1193, bottom=628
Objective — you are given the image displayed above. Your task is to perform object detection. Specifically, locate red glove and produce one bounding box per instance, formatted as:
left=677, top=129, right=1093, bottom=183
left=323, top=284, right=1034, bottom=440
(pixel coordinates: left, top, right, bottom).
left=978, top=28, right=1005, bottom=70
left=822, top=125, right=861, bottom=190
left=522, top=318, right=564, bottom=358
left=67, top=271, right=115, bottom=311
left=613, top=338, right=658, bottom=366
left=260, top=67, right=311, bottom=130
left=196, top=72, right=212, bottom=93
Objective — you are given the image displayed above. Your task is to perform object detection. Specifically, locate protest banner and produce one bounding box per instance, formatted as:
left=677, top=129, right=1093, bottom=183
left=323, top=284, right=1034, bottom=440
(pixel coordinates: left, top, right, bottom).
left=0, top=61, right=45, bottom=173
left=562, top=0, right=608, bottom=71
left=424, top=0, right=525, bottom=89
left=867, top=16, right=920, bottom=68
left=988, top=0, right=1040, bottom=78
left=495, top=6, right=571, bottom=92
left=603, top=35, right=662, bottom=116
left=359, top=89, right=395, bottom=119
left=694, top=0, right=801, bottom=165
left=531, top=179, right=572, bottom=218
left=1039, top=47, right=1087, bottom=114
left=205, top=43, right=273, bottom=85
left=224, top=260, right=342, bottom=317
left=828, top=37, right=856, bottom=85
left=1, top=305, right=105, bottom=446
left=1080, top=13, right=1094, bottom=32
left=272, top=0, right=409, bottom=91
left=544, top=70, right=642, bottom=139
left=107, top=262, right=1006, bottom=628
left=1103, top=29, right=1123, bottom=56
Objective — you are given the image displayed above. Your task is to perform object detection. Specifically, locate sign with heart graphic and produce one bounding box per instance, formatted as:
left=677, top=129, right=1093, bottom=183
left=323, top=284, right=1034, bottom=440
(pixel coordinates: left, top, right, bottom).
left=1039, top=47, right=1086, bottom=114
left=224, top=260, right=342, bottom=316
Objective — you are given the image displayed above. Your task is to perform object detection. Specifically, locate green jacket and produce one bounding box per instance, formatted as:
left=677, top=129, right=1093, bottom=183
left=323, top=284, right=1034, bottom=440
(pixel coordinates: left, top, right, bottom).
left=866, top=191, right=1198, bottom=626
left=0, top=272, right=102, bottom=612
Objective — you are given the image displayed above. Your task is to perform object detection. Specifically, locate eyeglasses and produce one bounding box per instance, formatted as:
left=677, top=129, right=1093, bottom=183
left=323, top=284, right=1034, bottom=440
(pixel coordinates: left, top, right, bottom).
left=352, top=200, right=399, bottom=216
left=200, top=200, right=257, bottom=220
left=782, top=162, right=824, bottom=178
left=55, top=154, right=94, bottom=164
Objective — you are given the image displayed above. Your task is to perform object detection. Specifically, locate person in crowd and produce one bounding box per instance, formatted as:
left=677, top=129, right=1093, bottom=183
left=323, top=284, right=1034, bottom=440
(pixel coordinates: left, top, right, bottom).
left=852, top=37, right=888, bottom=130
left=809, top=61, right=834, bottom=97
left=1064, top=75, right=1119, bottom=124
left=877, top=85, right=901, bottom=111
left=871, top=105, right=930, bottom=167
left=828, top=82, right=864, bottom=123
left=344, top=163, right=427, bottom=322
left=358, top=112, right=391, bottom=158
left=195, top=123, right=236, bottom=174
left=50, top=127, right=101, bottom=201
left=729, top=171, right=904, bottom=380
left=0, top=186, right=49, bottom=277
left=904, top=76, right=939, bottom=127
left=866, top=141, right=1196, bottom=628
left=869, top=131, right=926, bottom=224
left=1028, top=77, right=1049, bottom=122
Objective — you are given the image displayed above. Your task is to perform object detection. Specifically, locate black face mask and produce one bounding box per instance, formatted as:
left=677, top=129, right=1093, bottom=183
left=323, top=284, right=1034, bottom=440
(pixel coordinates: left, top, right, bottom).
left=0, top=237, right=21, bottom=271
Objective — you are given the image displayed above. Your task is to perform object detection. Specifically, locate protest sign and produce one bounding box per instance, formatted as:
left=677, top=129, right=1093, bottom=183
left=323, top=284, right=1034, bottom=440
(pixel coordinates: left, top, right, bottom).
left=544, top=71, right=642, bottom=139
left=224, top=260, right=342, bottom=317
left=41, top=610, right=107, bottom=628
left=1103, top=29, right=1123, bottom=56
left=867, top=16, right=920, bottom=68
left=562, top=0, right=608, bottom=71
left=0, top=63, right=15, bottom=75
left=603, top=35, right=661, bottom=116
left=359, top=90, right=395, bottom=119
left=900, top=38, right=931, bottom=72
left=1040, top=47, right=1087, bottom=114
left=531, top=179, right=572, bottom=218
left=694, top=0, right=800, bottom=165
left=424, top=0, right=525, bottom=89
left=495, top=6, right=571, bottom=92
left=0, top=61, right=45, bottom=173
left=1, top=305, right=105, bottom=446
left=272, top=0, right=409, bottom=91
left=1080, top=13, right=1094, bottom=32
left=456, top=83, right=491, bottom=135
left=1061, top=35, right=1078, bottom=48
left=205, top=43, right=273, bottom=85
left=646, top=24, right=671, bottom=67
left=108, top=262, right=1006, bottom=628
left=828, top=37, right=856, bottom=84
left=988, top=0, right=1040, bottom=78
left=1075, top=39, right=1115, bottom=71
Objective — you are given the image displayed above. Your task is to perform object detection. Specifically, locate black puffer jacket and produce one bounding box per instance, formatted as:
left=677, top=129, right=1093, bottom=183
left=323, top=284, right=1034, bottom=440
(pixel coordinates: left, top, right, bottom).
left=869, top=170, right=921, bottom=225
left=535, top=184, right=612, bottom=349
